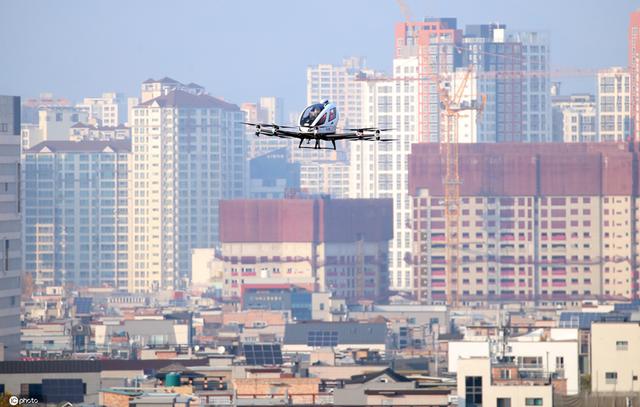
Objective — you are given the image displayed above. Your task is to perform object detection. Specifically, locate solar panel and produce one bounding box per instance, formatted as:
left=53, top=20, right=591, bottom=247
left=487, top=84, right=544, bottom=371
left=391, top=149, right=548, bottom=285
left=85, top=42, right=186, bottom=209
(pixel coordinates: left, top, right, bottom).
left=243, top=343, right=283, bottom=365
left=307, top=330, right=338, bottom=347
left=42, top=379, right=85, bottom=403
left=75, top=297, right=92, bottom=315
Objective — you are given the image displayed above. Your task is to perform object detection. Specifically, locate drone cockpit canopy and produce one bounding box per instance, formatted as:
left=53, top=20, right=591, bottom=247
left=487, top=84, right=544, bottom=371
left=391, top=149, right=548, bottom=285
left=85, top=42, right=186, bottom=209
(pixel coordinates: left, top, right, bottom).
left=300, top=103, right=325, bottom=126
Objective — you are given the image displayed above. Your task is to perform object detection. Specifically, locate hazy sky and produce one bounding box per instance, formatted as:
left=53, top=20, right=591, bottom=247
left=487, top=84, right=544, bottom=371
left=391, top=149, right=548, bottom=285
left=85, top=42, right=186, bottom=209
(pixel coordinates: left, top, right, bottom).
left=0, top=0, right=636, bottom=115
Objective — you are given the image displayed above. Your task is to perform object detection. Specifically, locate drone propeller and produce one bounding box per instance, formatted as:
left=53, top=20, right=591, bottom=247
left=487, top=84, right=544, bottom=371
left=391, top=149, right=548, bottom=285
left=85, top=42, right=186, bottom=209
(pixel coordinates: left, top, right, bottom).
left=271, top=123, right=298, bottom=129
left=241, top=122, right=296, bottom=129
left=345, top=127, right=394, bottom=132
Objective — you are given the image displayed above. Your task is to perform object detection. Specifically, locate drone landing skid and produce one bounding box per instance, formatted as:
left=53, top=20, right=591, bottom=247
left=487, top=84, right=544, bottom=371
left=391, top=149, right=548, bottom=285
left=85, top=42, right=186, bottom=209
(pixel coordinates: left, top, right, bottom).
left=298, top=139, right=337, bottom=150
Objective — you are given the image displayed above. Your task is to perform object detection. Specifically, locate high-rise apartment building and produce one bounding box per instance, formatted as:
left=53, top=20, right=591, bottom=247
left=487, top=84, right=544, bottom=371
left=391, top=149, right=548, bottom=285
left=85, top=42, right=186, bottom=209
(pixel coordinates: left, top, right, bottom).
left=463, top=24, right=525, bottom=142
left=395, top=19, right=462, bottom=143
left=507, top=31, right=552, bottom=142
left=551, top=94, right=597, bottom=142
left=307, top=57, right=370, bottom=129
left=258, top=96, right=284, bottom=124
left=24, top=140, right=130, bottom=289
left=0, top=95, right=22, bottom=359
left=629, top=10, right=640, bottom=141
left=301, top=57, right=382, bottom=163
left=130, top=85, right=246, bottom=291
left=245, top=97, right=288, bottom=159
left=140, top=77, right=205, bottom=103
left=597, top=67, right=630, bottom=142
left=462, top=25, right=551, bottom=142
left=349, top=57, right=419, bottom=290
left=76, top=92, right=127, bottom=127
left=409, top=143, right=640, bottom=304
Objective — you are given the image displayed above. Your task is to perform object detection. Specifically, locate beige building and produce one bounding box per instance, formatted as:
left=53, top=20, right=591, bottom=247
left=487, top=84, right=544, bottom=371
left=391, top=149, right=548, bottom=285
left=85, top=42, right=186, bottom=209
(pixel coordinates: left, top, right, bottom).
left=218, top=199, right=392, bottom=303
left=457, top=357, right=554, bottom=407
left=21, top=106, right=88, bottom=151
left=591, top=322, right=640, bottom=393
left=190, top=248, right=221, bottom=287
left=597, top=67, right=630, bottom=142
left=409, top=143, right=639, bottom=304
left=129, top=83, right=246, bottom=292
left=76, top=92, right=127, bottom=127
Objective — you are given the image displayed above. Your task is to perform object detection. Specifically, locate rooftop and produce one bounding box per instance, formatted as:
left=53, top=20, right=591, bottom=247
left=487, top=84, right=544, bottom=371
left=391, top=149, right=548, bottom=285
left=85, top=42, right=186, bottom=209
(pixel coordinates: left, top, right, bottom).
left=139, top=89, right=239, bottom=110
left=26, top=139, right=131, bottom=154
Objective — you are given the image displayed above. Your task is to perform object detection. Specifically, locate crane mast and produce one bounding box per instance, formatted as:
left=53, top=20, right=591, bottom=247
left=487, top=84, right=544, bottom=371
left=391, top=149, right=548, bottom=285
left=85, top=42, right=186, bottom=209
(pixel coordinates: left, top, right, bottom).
left=438, top=66, right=486, bottom=306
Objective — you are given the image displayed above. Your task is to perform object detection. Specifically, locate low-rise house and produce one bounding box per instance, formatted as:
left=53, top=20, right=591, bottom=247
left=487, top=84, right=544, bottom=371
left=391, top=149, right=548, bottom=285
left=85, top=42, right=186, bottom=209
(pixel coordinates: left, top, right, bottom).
left=283, top=321, right=388, bottom=354
left=591, top=322, right=640, bottom=393
left=448, top=328, right=580, bottom=395
left=457, top=357, right=554, bottom=407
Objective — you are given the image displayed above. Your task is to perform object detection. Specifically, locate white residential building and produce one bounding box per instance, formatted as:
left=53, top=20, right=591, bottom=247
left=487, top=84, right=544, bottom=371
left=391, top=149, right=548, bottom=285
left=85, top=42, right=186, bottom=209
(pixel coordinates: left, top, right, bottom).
left=307, top=57, right=370, bottom=129
left=448, top=328, right=580, bottom=395
left=76, top=92, right=127, bottom=127
left=300, top=57, right=381, bottom=163
left=457, top=357, right=554, bottom=407
left=349, top=57, right=419, bottom=291
left=129, top=85, right=246, bottom=292
left=591, top=322, right=640, bottom=393
left=597, top=67, right=631, bottom=142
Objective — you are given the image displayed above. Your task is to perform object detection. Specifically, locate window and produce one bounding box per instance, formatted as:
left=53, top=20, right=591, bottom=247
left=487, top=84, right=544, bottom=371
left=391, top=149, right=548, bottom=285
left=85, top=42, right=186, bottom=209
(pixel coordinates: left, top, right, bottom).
left=556, top=356, right=564, bottom=369
left=465, top=376, right=482, bottom=407
left=498, top=398, right=512, bottom=407
left=606, top=372, right=618, bottom=384
left=616, top=340, right=629, bottom=351
left=500, top=369, right=511, bottom=379
left=526, top=398, right=543, bottom=406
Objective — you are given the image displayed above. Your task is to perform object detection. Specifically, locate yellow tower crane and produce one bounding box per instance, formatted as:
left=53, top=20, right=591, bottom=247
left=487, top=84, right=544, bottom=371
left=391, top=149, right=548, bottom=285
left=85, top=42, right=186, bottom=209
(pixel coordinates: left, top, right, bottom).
left=438, top=65, right=486, bottom=306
